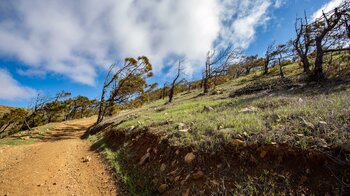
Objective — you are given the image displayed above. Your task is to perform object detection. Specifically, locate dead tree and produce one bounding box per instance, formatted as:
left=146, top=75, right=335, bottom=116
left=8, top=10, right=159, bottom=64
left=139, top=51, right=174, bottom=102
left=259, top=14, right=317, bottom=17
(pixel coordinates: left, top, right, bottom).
left=168, top=59, right=183, bottom=103
left=161, top=82, right=170, bottom=100
left=311, top=2, right=350, bottom=80
left=203, top=46, right=236, bottom=93
left=293, top=12, right=312, bottom=74
left=313, top=9, right=343, bottom=80
left=263, top=42, right=276, bottom=75
left=274, top=42, right=292, bottom=78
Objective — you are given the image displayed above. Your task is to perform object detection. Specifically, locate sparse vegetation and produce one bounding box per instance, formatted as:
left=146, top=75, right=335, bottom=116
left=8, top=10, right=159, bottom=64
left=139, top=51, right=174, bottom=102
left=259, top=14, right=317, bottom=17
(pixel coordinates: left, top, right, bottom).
left=1, top=1, right=350, bottom=195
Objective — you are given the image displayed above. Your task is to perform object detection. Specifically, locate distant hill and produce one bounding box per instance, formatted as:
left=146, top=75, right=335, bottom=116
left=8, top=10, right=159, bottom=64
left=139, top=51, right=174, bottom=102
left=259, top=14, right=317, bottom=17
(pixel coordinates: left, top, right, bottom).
left=0, top=105, right=12, bottom=115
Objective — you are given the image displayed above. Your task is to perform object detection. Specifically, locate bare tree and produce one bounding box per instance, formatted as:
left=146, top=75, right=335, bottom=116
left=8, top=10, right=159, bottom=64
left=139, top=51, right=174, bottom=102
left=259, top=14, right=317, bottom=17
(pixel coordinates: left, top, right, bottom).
left=314, top=10, right=343, bottom=79
left=203, top=46, right=237, bottom=93
left=274, top=42, right=293, bottom=78
left=263, top=42, right=276, bottom=75
left=293, top=12, right=312, bottom=74
left=311, top=2, right=350, bottom=80
left=168, top=59, right=183, bottom=103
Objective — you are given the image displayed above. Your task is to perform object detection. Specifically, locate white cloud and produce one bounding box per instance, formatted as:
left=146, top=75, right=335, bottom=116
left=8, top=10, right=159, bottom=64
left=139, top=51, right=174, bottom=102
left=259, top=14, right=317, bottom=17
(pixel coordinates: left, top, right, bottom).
left=0, top=69, right=37, bottom=100
left=312, top=0, right=343, bottom=20
left=218, top=0, right=274, bottom=49
left=0, top=0, right=281, bottom=84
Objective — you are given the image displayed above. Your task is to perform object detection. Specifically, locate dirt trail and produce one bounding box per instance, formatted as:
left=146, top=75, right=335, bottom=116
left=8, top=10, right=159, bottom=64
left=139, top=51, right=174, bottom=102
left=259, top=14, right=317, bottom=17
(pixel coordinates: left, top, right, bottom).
left=0, top=117, right=117, bottom=196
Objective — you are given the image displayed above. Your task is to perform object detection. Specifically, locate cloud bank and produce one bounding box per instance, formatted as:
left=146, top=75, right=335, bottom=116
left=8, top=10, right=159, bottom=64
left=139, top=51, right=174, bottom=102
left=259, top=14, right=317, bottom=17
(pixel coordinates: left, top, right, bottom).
left=0, top=69, right=36, bottom=100
left=0, top=0, right=282, bottom=86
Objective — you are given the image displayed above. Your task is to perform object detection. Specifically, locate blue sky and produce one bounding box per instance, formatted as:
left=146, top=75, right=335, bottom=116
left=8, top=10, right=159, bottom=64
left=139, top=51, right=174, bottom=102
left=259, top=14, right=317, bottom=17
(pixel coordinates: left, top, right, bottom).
left=0, top=0, right=342, bottom=107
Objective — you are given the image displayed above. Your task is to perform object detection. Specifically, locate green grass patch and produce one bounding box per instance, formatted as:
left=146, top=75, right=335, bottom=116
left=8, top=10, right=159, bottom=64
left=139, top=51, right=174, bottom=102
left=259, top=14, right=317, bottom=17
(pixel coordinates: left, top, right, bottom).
left=0, top=137, right=37, bottom=146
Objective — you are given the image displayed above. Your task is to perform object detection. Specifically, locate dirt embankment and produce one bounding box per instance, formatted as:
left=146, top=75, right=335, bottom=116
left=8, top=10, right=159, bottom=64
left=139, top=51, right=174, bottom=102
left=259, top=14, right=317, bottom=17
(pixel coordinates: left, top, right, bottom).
left=0, top=118, right=117, bottom=196
left=95, top=127, right=350, bottom=195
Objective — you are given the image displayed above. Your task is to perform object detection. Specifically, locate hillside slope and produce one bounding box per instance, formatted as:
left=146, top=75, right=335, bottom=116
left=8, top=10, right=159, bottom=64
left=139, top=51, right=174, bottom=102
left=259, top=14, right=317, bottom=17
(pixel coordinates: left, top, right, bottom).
left=0, top=105, right=13, bottom=116
left=87, top=64, right=350, bottom=195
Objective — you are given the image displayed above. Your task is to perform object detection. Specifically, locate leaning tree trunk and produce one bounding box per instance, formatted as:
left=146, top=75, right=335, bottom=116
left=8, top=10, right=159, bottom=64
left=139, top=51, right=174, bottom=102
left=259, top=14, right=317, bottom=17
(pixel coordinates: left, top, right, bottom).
left=301, top=55, right=311, bottom=74
left=203, top=77, right=209, bottom=94
left=263, top=59, right=269, bottom=75
left=313, top=38, right=325, bottom=80
left=278, top=59, right=284, bottom=78
left=97, top=88, right=106, bottom=124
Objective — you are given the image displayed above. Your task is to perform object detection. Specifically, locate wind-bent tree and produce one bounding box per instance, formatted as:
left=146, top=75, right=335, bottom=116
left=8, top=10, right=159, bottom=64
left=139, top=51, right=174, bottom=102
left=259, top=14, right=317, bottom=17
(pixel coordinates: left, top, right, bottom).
left=263, top=42, right=276, bottom=75
left=44, top=91, right=71, bottom=123
left=203, top=46, right=238, bottom=93
left=293, top=12, right=312, bottom=74
left=97, top=56, right=153, bottom=124
left=274, top=42, right=293, bottom=78
left=311, top=2, right=350, bottom=80
left=313, top=9, right=343, bottom=79
left=0, top=108, right=27, bottom=138
left=241, top=55, right=259, bottom=75
left=168, top=59, right=183, bottom=103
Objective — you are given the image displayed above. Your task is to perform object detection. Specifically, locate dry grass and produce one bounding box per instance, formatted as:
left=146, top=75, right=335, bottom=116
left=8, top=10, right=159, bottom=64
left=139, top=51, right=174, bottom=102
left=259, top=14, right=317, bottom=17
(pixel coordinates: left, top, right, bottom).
left=92, top=63, right=350, bottom=151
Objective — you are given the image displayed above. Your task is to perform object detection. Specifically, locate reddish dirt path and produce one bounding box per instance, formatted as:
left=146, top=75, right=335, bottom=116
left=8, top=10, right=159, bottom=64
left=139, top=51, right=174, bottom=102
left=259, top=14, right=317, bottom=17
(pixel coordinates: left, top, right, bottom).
left=0, top=117, right=117, bottom=196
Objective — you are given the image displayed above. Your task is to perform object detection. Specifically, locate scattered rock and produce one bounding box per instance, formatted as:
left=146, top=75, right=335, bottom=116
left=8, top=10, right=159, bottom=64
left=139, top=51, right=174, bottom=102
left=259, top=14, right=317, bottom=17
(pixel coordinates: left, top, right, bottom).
left=302, top=118, right=315, bottom=130
left=178, top=129, right=189, bottom=133
left=156, top=107, right=166, bottom=112
left=210, top=180, right=219, bottom=186
left=260, top=150, right=267, bottom=158
left=192, top=170, right=204, bottom=180
left=128, top=126, right=136, bottom=131
left=158, top=184, right=168, bottom=193
left=174, top=176, right=181, bottom=182
left=166, top=119, right=174, bottom=124
left=239, top=106, right=258, bottom=113
left=169, top=169, right=178, bottom=176
left=183, top=188, right=190, bottom=196
left=271, top=114, right=281, bottom=122
left=231, top=139, right=245, bottom=146
left=177, top=123, right=186, bottom=130
left=20, top=136, right=30, bottom=140
left=53, top=182, right=57, bottom=185
left=184, top=152, right=196, bottom=164
left=171, top=160, right=177, bottom=167
left=139, top=152, right=150, bottom=165
left=82, top=156, right=91, bottom=163
left=160, top=163, right=166, bottom=172
left=203, top=106, right=214, bottom=112
left=153, top=148, right=158, bottom=154
left=152, top=178, right=158, bottom=185
left=319, top=121, right=327, bottom=125
left=318, top=138, right=328, bottom=148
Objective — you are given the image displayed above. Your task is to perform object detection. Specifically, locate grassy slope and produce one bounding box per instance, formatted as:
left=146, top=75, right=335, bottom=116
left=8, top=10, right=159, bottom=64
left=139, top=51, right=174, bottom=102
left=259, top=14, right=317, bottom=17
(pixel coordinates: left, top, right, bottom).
left=0, top=105, right=13, bottom=116
left=0, top=122, right=59, bottom=146
left=89, top=63, right=350, bottom=195
left=97, top=63, right=350, bottom=150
